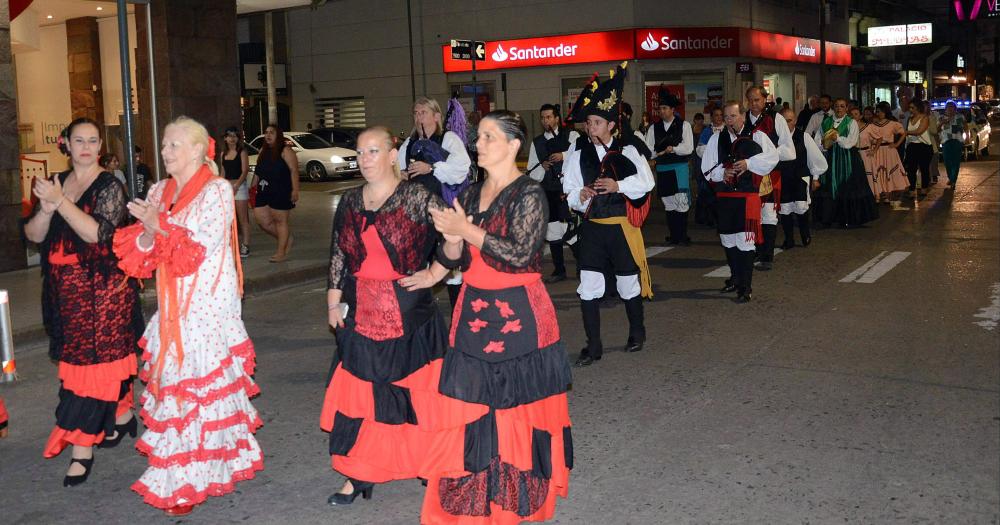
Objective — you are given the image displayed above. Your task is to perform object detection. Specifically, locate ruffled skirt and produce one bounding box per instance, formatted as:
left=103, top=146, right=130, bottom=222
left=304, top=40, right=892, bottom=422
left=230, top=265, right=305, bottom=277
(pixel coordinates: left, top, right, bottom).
left=320, top=307, right=465, bottom=482
left=815, top=149, right=879, bottom=227
left=862, top=146, right=908, bottom=197
left=43, top=354, right=137, bottom=456
left=131, top=330, right=262, bottom=510
left=420, top=281, right=573, bottom=524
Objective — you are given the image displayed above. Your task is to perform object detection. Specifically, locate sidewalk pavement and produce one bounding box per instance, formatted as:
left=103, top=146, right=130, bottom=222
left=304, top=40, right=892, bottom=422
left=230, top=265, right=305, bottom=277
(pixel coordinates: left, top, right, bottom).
left=4, top=191, right=339, bottom=349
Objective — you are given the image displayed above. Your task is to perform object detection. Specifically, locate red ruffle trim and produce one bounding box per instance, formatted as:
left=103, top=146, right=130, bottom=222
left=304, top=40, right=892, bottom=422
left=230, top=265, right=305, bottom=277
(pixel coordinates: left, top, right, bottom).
left=131, top=457, right=264, bottom=510
left=44, top=427, right=106, bottom=457
left=136, top=435, right=260, bottom=469
left=113, top=218, right=206, bottom=279
left=0, top=397, right=7, bottom=426
left=141, top=403, right=262, bottom=435
left=59, top=354, right=138, bottom=401
left=138, top=338, right=256, bottom=398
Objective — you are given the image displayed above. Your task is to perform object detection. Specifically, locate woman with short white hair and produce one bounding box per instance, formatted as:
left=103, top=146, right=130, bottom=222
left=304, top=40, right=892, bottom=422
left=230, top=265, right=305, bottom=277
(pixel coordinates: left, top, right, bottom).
left=115, top=116, right=261, bottom=516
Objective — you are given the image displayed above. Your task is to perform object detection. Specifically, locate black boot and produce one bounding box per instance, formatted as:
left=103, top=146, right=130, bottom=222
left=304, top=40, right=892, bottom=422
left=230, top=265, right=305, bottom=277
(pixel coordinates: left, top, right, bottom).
left=780, top=214, right=795, bottom=249
left=623, top=297, right=645, bottom=352
left=677, top=209, right=691, bottom=245
left=545, top=241, right=567, bottom=283
left=797, top=212, right=811, bottom=246
left=737, top=250, right=755, bottom=303
left=447, top=284, right=461, bottom=308
left=720, top=247, right=738, bottom=293
left=755, top=224, right=776, bottom=271
left=576, top=299, right=602, bottom=367
left=666, top=211, right=677, bottom=244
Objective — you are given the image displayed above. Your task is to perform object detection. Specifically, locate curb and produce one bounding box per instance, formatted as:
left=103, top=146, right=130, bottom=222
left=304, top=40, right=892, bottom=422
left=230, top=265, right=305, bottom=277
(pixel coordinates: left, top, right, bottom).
left=11, top=263, right=328, bottom=350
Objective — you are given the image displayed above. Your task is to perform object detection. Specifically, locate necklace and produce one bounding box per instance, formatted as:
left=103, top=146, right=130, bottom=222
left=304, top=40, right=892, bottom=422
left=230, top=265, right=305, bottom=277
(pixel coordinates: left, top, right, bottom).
left=363, top=180, right=398, bottom=210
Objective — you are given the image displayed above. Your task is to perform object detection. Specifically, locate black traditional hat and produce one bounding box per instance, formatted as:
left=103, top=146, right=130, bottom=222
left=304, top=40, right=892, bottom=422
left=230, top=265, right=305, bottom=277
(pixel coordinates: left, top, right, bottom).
left=568, top=61, right=628, bottom=124
left=658, top=86, right=680, bottom=108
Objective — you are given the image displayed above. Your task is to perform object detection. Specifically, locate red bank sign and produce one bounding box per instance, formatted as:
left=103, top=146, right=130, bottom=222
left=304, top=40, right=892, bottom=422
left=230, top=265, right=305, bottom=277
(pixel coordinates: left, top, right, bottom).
left=441, top=30, right=634, bottom=73
left=442, top=28, right=851, bottom=73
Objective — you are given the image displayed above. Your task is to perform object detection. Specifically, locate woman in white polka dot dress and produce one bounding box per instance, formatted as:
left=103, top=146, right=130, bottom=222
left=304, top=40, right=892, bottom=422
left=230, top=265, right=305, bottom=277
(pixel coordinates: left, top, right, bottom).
left=114, top=116, right=261, bottom=516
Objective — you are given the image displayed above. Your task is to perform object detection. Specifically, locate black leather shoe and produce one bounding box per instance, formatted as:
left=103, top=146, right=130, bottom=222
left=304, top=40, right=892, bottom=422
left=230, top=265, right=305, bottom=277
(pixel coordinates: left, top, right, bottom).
left=63, top=456, right=94, bottom=487
left=574, top=354, right=601, bottom=367
left=680, top=237, right=692, bottom=246
left=754, top=261, right=772, bottom=271
left=801, top=236, right=811, bottom=247
left=624, top=337, right=644, bottom=353
left=736, top=289, right=753, bottom=304
left=328, top=480, right=374, bottom=506
left=720, top=279, right=737, bottom=293
left=543, top=273, right=567, bottom=284
left=98, top=416, right=138, bottom=449
left=780, top=239, right=795, bottom=250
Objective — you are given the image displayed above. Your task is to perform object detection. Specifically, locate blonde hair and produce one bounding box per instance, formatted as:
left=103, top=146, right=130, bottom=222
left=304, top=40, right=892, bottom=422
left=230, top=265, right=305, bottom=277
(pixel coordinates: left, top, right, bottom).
left=165, top=115, right=219, bottom=176
left=410, top=97, right=444, bottom=138
left=358, top=125, right=401, bottom=179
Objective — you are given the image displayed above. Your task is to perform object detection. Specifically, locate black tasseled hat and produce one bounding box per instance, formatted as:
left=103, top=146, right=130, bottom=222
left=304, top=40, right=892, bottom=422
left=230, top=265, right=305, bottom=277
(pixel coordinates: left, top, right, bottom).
left=568, top=61, right=628, bottom=124
left=658, top=86, right=680, bottom=108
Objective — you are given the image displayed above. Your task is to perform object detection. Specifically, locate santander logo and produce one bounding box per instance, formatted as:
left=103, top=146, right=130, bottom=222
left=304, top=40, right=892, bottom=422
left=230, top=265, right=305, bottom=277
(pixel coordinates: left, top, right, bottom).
left=492, top=44, right=509, bottom=62
left=794, top=42, right=816, bottom=57
left=641, top=33, right=658, bottom=52
left=490, top=42, right=578, bottom=63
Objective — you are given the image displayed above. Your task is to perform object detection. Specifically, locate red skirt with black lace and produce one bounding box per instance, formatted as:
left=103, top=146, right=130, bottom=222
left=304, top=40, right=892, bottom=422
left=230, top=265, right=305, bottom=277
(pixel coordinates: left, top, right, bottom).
left=320, top=225, right=466, bottom=483
left=419, top=246, right=573, bottom=525
left=42, top=246, right=140, bottom=457
left=0, top=396, right=9, bottom=431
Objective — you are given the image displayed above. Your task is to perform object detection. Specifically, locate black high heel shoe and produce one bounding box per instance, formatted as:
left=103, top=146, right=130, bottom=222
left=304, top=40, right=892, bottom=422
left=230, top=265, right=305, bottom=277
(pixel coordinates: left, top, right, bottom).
left=63, top=456, right=94, bottom=487
left=98, top=416, right=138, bottom=449
left=327, top=479, right=374, bottom=506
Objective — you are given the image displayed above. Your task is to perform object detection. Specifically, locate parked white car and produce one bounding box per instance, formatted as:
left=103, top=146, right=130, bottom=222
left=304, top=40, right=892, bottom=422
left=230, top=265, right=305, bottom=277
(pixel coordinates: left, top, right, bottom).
left=248, top=131, right=359, bottom=181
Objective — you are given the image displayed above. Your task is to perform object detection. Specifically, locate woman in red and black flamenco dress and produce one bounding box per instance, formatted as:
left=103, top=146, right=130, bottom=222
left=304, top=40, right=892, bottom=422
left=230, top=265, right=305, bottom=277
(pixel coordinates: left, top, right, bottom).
left=422, top=110, right=573, bottom=524
left=320, top=126, right=458, bottom=505
left=23, top=118, right=143, bottom=486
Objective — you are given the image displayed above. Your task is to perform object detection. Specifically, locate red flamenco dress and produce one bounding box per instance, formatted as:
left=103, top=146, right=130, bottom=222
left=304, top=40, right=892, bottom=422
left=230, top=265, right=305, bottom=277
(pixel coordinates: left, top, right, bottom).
left=114, top=167, right=261, bottom=510
left=320, top=181, right=460, bottom=484
left=32, top=171, right=143, bottom=458
left=421, top=176, right=573, bottom=524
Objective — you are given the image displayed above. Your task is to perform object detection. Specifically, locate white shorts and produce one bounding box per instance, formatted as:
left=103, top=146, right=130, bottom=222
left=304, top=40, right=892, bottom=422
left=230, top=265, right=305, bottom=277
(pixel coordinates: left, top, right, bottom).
left=234, top=178, right=250, bottom=200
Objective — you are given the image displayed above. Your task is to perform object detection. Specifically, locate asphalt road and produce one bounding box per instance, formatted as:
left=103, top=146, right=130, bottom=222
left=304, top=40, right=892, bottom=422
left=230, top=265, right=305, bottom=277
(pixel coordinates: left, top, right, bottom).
left=1, top=160, right=997, bottom=524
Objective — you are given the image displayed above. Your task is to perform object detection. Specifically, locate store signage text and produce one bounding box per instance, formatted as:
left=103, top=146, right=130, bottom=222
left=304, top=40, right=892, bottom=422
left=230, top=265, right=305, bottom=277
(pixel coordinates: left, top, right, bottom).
left=953, top=0, right=1000, bottom=20
left=442, top=28, right=851, bottom=73
left=867, top=23, right=932, bottom=47
left=442, top=30, right=633, bottom=72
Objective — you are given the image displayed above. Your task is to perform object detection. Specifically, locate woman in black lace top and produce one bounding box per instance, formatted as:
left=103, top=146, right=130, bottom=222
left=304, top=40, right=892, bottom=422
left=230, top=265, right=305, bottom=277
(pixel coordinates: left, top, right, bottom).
left=23, top=118, right=142, bottom=486
left=419, top=111, right=573, bottom=524
left=320, top=126, right=461, bottom=507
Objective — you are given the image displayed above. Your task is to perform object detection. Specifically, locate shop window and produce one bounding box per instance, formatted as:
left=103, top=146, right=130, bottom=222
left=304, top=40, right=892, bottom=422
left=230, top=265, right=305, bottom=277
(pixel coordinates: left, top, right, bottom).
left=642, top=73, right=725, bottom=124
left=315, top=97, right=366, bottom=128
left=448, top=82, right=497, bottom=118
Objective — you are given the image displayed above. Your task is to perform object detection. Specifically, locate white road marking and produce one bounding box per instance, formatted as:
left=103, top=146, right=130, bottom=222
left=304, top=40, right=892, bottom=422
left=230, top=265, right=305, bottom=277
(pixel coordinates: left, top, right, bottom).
left=704, top=248, right=783, bottom=278
left=973, top=282, right=1000, bottom=331
left=305, top=287, right=327, bottom=294
left=645, top=246, right=674, bottom=257
left=840, top=251, right=910, bottom=283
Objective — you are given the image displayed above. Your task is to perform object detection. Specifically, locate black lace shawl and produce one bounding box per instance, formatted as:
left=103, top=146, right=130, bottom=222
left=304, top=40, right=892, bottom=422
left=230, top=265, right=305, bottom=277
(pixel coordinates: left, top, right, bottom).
left=28, top=171, right=127, bottom=276
left=328, top=180, right=446, bottom=290
left=441, top=176, right=548, bottom=274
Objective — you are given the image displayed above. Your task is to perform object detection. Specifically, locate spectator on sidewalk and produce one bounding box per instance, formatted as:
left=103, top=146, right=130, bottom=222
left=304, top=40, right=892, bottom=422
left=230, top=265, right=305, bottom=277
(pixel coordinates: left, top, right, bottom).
left=253, top=124, right=299, bottom=262
left=219, top=126, right=252, bottom=258
left=99, top=153, right=126, bottom=187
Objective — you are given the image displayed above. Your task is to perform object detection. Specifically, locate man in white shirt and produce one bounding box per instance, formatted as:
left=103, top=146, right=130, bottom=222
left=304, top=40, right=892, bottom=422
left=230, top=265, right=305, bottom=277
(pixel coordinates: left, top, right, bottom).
left=700, top=101, right=779, bottom=303
left=645, top=88, right=694, bottom=245
left=564, top=64, right=655, bottom=366
left=527, top=103, right=580, bottom=283
left=777, top=107, right=827, bottom=248
left=804, top=94, right=834, bottom=137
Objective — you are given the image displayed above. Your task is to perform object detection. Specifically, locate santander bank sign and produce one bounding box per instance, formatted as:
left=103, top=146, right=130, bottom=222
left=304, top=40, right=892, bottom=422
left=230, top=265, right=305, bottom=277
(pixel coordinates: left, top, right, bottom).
left=636, top=28, right=739, bottom=58
left=442, top=30, right=633, bottom=73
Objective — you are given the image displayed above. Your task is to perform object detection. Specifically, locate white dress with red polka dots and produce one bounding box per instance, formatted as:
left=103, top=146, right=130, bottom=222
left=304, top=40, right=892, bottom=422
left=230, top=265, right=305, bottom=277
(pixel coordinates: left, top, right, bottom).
left=124, top=177, right=262, bottom=510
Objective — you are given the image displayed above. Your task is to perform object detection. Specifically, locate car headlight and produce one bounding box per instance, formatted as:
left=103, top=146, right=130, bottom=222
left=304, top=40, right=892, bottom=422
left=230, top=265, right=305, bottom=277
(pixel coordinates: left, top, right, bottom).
left=330, top=155, right=344, bottom=163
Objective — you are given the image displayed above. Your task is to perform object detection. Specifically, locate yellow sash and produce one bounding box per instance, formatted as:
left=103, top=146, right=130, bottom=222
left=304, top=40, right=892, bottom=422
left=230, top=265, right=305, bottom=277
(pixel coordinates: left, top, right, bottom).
left=590, top=216, right=653, bottom=299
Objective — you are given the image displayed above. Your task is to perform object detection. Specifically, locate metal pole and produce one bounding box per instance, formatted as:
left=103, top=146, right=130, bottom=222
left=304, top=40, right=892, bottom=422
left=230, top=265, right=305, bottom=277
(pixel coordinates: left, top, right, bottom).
left=144, top=3, right=161, bottom=182
left=406, top=0, right=416, bottom=102
left=0, top=291, right=16, bottom=383
left=265, top=12, right=277, bottom=125
left=117, top=0, right=137, bottom=198
left=819, top=0, right=827, bottom=94
left=471, top=51, right=477, bottom=114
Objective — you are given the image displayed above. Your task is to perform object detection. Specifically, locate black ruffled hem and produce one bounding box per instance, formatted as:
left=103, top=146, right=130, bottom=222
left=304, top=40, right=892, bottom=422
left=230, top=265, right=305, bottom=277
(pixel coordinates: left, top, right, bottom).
left=53, top=379, right=130, bottom=435
left=439, top=341, right=571, bottom=409
left=438, top=456, right=551, bottom=518
left=336, top=308, right=447, bottom=384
